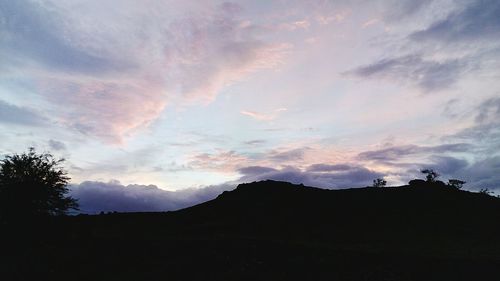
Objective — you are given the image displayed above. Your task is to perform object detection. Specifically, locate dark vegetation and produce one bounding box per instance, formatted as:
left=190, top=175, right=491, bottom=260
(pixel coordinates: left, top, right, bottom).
left=0, top=148, right=77, bottom=223
left=372, top=177, right=387, bottom=187
left=1, top=150, right=500, bottom=280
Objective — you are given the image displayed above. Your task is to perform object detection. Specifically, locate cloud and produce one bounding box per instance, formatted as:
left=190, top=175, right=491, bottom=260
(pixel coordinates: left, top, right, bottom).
left=410, top=0, right=500, bottom=43
left=355, top=142, right=498, bottom=190
left=382, top=0, right=434, bottom=20
left=237, top=164, right=383, bottom=189
left=0, top=99, right=47, bottom=126
left=39, top=79, right=167, bottom=144
left=362, top=18, right=379, bottom=28
left=460, top=156, right=500, bottom=190
left=306, top=163, right=354, bottom=172
left=346, top=0, right=500, bottom=94
left=70, top=161, right=383, bottom=213
left=376, top=155, right=469, bottom=188
left=238, top=166, right=278, bottom=175
left=189, top=150, right=248, bottom=172
left=70, top=158, right=383, bottom=213
left=0, top=1, right=124, bottom=74
left=452, top=121, right=500, bottom=144
left=69, top=154, right=499, bottom=214
left=474, top=97, right=500, bottom=124
left=448, top=97, right=500, bottom=146
left=188, top=146, right=313, bottom=174
left=70, top=180, right=235, bottom=214
left=278, top=20, right=311, bottom=31
left=240, top=110, right=274, bottom=121
left=358, top=143, right=472, bottom=161
left=428, top=155, right=469, bottom=175
left=269, top=147, right=310, bottom=162
left=48, top=139, right=66, bottom=151
left=315, top=11, right=348, bottom=25
left=1, top=1, right=290, bottom=143
left=243, top=139, right=267, bottom=146
left=405, top=156, right=500, bottom=190
left=240, top=108, right=287, bottom=121
left=345, top=54, right=470, bottom=91
left=165, top=7, right=291, bottom=103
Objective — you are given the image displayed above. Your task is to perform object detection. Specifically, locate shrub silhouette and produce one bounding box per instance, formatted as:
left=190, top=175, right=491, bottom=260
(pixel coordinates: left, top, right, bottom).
left=447, top=179, right=466, bottom=189
left=479, top=188, right=493, bottom=195
left=372, top=178, right=387, bottom=187
left=0, top=148, right=78, bottom=222
left=421, top=169, right=440, bottom=183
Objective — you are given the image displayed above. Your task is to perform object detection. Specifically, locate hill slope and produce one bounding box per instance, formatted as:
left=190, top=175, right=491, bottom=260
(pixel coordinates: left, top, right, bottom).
left=4, top=180, right=500, bottom=281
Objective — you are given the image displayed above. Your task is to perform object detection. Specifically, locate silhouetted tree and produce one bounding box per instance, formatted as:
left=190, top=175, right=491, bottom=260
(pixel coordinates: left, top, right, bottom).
left=372, top=178, right=387, bottom=188
left=479, top=188, right=492, bottom=196
left=421, top=169, right=439, bottom=183
left=0, top=148, right=78, bottom=222
left=447, top=179, right=466, bottom=189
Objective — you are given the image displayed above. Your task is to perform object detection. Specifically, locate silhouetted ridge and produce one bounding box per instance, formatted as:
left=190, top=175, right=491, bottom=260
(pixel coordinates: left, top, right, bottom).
left=216, top=180, right=320, bottom=200
left=178, top=180, right=500, bottom=241
left=5, top=180, right=500, bottom=281
left=205, top=179, right=499, bottom=213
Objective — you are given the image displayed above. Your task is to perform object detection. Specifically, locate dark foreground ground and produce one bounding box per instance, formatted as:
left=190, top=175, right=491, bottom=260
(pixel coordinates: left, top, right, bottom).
left=3, top=180, right=500, bottom=281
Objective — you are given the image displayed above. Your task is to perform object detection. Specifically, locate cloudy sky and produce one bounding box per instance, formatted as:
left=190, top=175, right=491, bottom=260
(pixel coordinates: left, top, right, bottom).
left=1, top=0, right=499, bottom=212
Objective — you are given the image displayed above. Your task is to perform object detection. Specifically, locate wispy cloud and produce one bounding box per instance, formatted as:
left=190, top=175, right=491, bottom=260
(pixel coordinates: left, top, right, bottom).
left=345, top=54, right=471, bottom=91
left=0, top=99, right=47, bottom=126
left=410, top=0, right=500, bottom=43
left=345, top=0, right=500, bottom=96
left=446, top=97, right=500, bottom=150
left=189, top=150, right=248, bottom=172
left=362, top=18, right=379, bottom=28
left=240, top=108, right=287, bottom=121
left=48, top=139, right=66, bottom=151
left=243, top=139, right=267, bottom=146
left=279, top=20, right=311, bottom=31
left=1, top=1, right=291, bottom=143
left=358, top=143, right=473, bottom=162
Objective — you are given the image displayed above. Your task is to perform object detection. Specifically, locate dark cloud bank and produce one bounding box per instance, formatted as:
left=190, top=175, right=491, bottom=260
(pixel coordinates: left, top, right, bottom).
left=70, top=163, right=383, bottom=214
left=70, top=181, right=234, bottom=214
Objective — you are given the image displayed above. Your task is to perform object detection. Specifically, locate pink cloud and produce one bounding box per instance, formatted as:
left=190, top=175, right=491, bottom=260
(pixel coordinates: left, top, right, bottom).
left=189, top=150, right=248, bottom=172
left=278, top=20, right=311, bottom=31
left=165, top=10, right=291, bottom=104
left=316, top=12, right=348, bottom=25
left=362, top=18, right=380, bottom=28
left=22, top=2, right=291, bottom=143
left=39, top=78, right=167, bottom=144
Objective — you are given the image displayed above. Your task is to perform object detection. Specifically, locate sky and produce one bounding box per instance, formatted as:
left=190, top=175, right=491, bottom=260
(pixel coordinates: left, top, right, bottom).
left=1, top=0, right=499, bottom=212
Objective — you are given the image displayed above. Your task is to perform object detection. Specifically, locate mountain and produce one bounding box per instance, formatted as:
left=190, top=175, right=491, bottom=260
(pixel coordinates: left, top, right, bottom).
left=3, top=180, right=500, bottom=281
